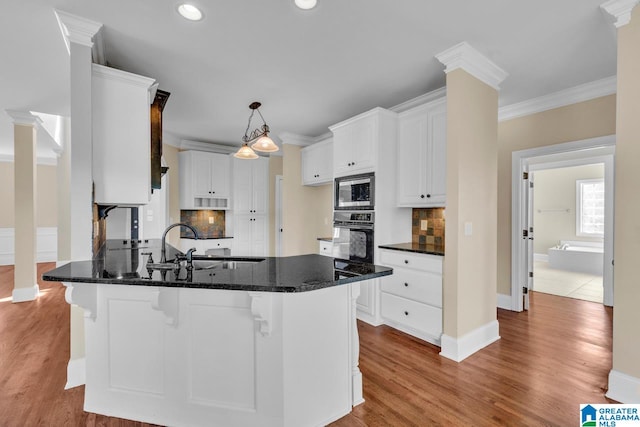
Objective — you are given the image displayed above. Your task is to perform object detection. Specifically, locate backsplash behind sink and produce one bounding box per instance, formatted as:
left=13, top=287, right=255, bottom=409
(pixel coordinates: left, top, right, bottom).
left=412, top=208, right=445, bottom=248
left=180, top=210, right=226, bottom=238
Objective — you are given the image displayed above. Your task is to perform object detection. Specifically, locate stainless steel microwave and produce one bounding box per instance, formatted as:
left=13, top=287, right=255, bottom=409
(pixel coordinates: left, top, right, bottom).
left=334, top=172, right=375, bottom=210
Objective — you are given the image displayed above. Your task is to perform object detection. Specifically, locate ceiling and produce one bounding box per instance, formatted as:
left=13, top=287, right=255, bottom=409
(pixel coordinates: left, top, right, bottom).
left=0, top=0, right=618, bottom=158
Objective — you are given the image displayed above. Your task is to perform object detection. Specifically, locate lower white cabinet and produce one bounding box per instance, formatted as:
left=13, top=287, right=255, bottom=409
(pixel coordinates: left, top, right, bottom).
left=179, top=238, right=233, bottom=255
left=379, top=248, right=443, bottom=345
left=318, top=240, right=334, bottom=256
left=233, top=215, right=268, bottom=256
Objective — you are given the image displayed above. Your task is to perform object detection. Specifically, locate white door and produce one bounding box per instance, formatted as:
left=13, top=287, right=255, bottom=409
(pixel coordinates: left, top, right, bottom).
left=524, top=170, right=534, bottom=310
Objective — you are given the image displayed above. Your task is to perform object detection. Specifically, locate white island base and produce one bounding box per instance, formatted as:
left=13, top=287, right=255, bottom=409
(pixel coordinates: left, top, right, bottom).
left=65, top=281, right=365, bottom=427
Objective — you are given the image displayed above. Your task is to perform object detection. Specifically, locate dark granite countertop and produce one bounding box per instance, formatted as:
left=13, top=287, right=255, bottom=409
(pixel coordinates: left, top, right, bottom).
left=317, top=237, right=333, bottom=242
left=378, top=242, right=445, bottom=256
left=181, top=236, right=234, bottom=240
left=42, top=239, right=392, bottom=293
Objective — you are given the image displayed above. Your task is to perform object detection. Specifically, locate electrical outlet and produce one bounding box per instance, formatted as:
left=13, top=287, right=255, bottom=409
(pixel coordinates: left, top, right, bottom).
left=420, top=220, right=428, bottom=231
left=208, top=216, right=215, bottom=224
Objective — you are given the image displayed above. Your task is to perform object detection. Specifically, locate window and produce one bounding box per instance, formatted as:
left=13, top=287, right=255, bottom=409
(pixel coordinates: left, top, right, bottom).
left=576, top=179, right=604, bottom=237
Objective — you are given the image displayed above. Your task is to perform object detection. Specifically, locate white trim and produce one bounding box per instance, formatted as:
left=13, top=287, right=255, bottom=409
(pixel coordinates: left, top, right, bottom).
left=54, top=10, right=104, bottom=62
left=12, top=285, right=40, bottom=303
left=511, top=136, right=616, bottom=311
left=0, top=153, right=58, bottom=165
left=0, top=227, right=58, bottom=266
left=65, top=357, right=86, bottom=389
left=329, top=107, right=397, bottom=131
left=390, top=87, right=447, bottom=113
left=497, top=293, right=513, bottom=310
left=534, top=253, right=549, bottom=262
left=439, top=320, right=500, bottom=362
left=601, top=0, right=640, bottom=28
left=498, top=76, right=617, bottom=122
left=606, top=369, right=640, bottom=403
left=5, top=110, right=44, bottom=127
left=179, top=139, right=237, bottom=154
left=92, top=64, right=155, bottom=89
left=278, top=132, right=316, bottom=147
left=435, top=41, right=508, bottom=90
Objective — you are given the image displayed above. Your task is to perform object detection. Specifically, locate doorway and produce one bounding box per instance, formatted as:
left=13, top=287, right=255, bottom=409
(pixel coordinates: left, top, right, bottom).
left=511, top=135, right=615, bottom=311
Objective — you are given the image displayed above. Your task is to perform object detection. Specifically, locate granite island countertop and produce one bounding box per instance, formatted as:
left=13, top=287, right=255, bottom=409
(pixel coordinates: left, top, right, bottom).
left=378, top=242, right=445, bottom=256
left=43, top=239, right=392, bottom=293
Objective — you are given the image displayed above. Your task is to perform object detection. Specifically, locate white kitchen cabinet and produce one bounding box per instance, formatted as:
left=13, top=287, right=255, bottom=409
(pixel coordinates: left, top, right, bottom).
left=330, top=108, right=396, bottom=178
left=179, top=238, right=233, bottom=255
left=396, top=97, right=447, bottom=207
left=92, top=64, right=156, bottom=205
left=318, top=240, right=334, bottom=256
left=301, top=138, right=333, bottom=186
left=179, top=151, right=231, bottom=210
left=232, top=156, right=268, bottom=215
left=232, top=215, right=268, bottom=256
left=379, top=248, right=443, bottom=345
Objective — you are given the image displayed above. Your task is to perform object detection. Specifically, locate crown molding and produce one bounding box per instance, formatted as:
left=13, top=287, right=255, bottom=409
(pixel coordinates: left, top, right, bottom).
left=5, top=110, right=43, bottom=127
left=435, top=42, right=508, bottom=90
left=92, top=64, right=156, bottom=89
left=601, top=0, right=640, bottom=28
left=328, top=107, right=397, bottom=132
left=498, top=75, right=617, bottom=122
left=54, top=10, right=105, bottom=64
left=390, top=87, right=447, bottom=113
left=180, top=140, right=237, bottom=154
left=278, top=132, right=316, bottom=147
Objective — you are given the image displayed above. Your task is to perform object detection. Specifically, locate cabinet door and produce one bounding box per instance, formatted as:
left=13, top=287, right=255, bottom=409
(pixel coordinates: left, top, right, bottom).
left=210, top=153, right=230, bottom=198
left=251, top=216, right=268, bottom=256
left=426, top=107, right=447, bottom=205
left=315, top=140, right=333, bottom=183
left=397, top=111, right=428, bottom=206
left=350, top=116, right=376, bottom=174
left=232, top=215, right=253, bottom=256
left=301, top=146, right=317, bottom=185
left=251, top=157, right=268, bottom=215
left=332, top=126, right=354, bottom=177
left=192, top=154, right=213, bottom=198
left=232, top=158, right=254, bottom=214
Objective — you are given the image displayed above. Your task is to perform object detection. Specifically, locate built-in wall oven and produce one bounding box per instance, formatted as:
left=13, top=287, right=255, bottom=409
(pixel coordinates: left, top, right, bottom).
left=334, top=172, right=375, bottom=210
left=332, top=210, right=375, bottom=264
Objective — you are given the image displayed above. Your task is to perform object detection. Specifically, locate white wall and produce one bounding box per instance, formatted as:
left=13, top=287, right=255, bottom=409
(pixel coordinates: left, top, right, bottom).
left=0, top=227, right=57, bottom=265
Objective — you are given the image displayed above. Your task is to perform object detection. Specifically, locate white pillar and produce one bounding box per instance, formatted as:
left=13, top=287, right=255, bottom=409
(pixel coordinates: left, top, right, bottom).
left=5, top=110, right=41, bottom=303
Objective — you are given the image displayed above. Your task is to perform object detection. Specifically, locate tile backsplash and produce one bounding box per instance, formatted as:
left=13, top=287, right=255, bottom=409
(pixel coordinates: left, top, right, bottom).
left=180, top=210, right=226, bottom=238
left=412, top=208, right=445, bottom=248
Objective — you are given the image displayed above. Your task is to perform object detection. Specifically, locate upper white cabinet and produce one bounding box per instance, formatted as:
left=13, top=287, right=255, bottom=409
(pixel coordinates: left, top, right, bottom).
left=330, top=108, right=396, bottom=178
left=396, top=97, right=447, bottom=207
left=92, top=64, right=156, bottom=205
left=232, top=156, right=268, bottom=215
left=179, top=151, right=231, bottom=210
left=301, top=137, right=333, bottom=186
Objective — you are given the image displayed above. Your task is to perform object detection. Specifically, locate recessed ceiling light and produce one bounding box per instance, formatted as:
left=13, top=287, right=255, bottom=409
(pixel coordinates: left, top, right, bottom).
left=295, top=0, right=317, bottom=10
left=177, top=4, right=203, bottom=21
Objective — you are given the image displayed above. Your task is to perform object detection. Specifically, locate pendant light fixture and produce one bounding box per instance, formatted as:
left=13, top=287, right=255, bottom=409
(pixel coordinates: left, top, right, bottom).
left=234, top=101, right=279, bottom=159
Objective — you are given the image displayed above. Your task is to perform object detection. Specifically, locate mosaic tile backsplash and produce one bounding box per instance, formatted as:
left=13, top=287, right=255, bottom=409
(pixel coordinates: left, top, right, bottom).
left=412, top=208, right=445, bottom=248
left=180, top=210, right=226, bottom=238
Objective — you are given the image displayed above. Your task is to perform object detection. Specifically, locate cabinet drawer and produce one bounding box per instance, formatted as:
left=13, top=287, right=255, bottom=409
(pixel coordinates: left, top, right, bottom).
left=381, top=293, right=442, bottom=338
left=380, top=249, right=442, bottom=274
left=318, top=241, right=333, bottom=256
left=381, top=269, right=441, bottom=307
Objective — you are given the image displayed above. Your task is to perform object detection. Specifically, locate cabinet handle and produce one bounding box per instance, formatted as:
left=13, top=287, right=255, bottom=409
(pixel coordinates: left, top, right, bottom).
left=212, top=191, right=215, bottom=194
left=404, top=311, right=409, bottom=316
left=420, top=194, right=425, bottom=199
left=426, top=194, right=431, bottom=198
left=404, top=260, right=409, bottom=264
left=404, top=282, right=408, bottom=287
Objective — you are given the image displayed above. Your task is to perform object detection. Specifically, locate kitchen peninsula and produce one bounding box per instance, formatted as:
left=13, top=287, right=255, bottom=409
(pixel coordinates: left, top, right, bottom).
left=43, top=240, right=392, bottom=427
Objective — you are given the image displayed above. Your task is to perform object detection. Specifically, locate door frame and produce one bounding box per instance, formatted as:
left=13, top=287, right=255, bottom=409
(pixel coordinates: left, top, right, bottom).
left=511, top=135, right=615, bottom=311
left=275, top=175, right=283, bottom=257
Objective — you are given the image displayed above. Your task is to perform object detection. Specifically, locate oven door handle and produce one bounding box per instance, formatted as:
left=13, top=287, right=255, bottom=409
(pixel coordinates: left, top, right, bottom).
left=333, top=223, right=374, bottom=231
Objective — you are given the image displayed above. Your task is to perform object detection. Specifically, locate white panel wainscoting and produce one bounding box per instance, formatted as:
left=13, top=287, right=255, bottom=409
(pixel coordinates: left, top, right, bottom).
left=0, top=227, right=58, bottom=266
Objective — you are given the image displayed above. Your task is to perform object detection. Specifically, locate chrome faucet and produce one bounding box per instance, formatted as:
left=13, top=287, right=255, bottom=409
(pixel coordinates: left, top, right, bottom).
left=160, top=223, right=199, bottom=263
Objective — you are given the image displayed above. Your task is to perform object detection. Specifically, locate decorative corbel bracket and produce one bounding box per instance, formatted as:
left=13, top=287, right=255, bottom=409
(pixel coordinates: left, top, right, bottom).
left=150, top=288, right=180, bottom=327
left=248, top=292, right=273, bottom=337
left=63, top=282, right=97, bottom=321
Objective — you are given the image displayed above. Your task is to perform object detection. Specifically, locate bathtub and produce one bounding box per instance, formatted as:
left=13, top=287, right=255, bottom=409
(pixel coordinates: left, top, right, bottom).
left=547, top=240, right=603, bottom=275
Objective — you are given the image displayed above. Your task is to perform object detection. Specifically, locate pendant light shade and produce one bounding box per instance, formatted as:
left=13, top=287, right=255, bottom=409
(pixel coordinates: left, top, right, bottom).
left=233, top=142, right=259, bottom=159
left=235, top=101, right=278, bottom=159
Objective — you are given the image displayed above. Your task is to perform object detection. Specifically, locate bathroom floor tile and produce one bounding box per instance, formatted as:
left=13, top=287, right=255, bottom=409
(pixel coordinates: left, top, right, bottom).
left=533, top=261, right=603, bottom=304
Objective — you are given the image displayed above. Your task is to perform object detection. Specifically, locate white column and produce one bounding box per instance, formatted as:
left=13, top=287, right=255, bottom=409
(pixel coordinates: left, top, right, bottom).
left=5, top=110, right=41, bottom=303
left=350, top=282, right=364, bottom=406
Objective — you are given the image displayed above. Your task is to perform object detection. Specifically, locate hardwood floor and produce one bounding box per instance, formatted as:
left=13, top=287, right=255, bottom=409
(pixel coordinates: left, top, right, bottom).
left=0, top=264, right=614, bottom=426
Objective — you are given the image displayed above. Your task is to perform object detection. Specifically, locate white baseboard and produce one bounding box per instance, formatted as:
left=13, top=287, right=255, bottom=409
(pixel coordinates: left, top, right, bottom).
left=534, top=253, right=548, bottom=262
left=12, top=284, right=39, bottom=303
left=0, top=227, right=58, bottom=266
left=65, top=357, right=86, bottom=389
left=497, top=293, right=513, bottom=310
left=606, top=369, right=640, bottom=403
left=356, top=310, right=383, bottom=327
left=440, top=320, right=500, bottom=362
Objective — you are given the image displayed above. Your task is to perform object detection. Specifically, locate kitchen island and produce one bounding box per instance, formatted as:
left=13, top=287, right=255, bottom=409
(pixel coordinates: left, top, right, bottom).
left=43, top=240, right=392, bottom=427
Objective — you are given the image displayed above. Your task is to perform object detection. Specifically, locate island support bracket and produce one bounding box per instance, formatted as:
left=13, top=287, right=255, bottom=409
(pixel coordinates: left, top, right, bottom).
left=248, top=292, right=273, bottom=337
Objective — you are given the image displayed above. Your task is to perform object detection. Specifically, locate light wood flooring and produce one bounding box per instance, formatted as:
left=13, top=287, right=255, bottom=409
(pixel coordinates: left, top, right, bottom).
left=0, top=263, right=614, bottom=426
